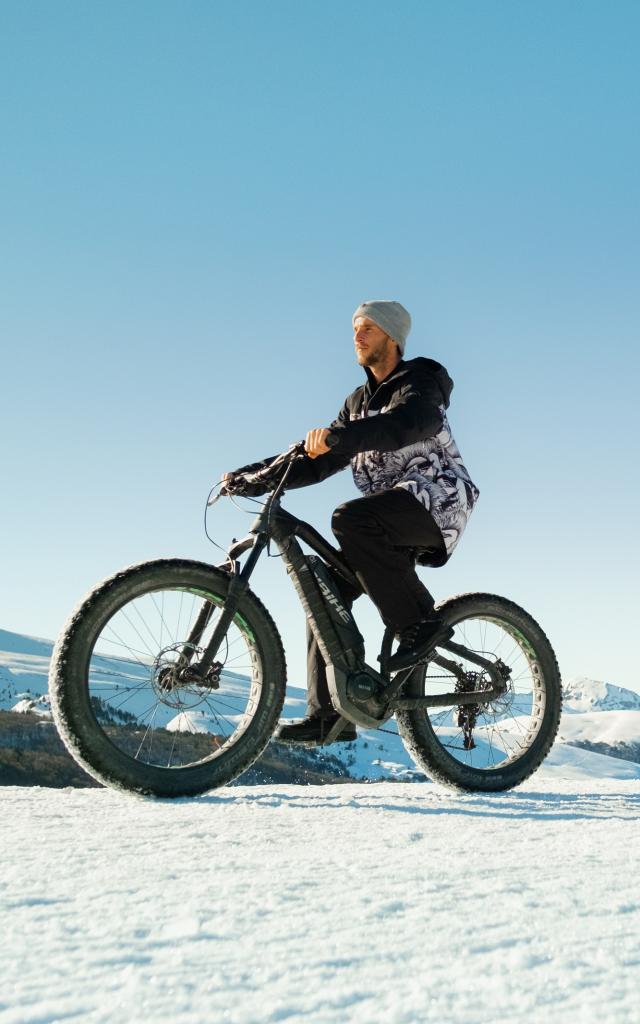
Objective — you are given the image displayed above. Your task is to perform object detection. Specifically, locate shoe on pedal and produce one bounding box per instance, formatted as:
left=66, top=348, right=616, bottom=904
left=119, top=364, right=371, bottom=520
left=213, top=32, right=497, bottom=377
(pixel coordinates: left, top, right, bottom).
left=387, top=615, right=454, bottom=673
left=275, top=711, right=357, bottom=746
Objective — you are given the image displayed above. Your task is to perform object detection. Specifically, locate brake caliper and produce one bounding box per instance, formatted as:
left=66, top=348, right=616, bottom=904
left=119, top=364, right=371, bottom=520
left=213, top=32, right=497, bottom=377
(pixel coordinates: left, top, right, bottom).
left=179, top=661, right=223, bottom=689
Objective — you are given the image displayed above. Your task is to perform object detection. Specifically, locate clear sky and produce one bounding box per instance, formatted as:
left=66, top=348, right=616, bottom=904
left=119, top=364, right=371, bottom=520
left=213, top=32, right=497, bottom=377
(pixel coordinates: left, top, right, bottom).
left=1, top=0, right=639, bottom=693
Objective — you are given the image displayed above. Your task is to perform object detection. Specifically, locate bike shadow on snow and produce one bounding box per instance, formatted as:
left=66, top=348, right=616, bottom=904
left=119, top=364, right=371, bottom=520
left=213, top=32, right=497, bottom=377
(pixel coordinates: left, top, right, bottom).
left=186, top=786, right=640, bottom=822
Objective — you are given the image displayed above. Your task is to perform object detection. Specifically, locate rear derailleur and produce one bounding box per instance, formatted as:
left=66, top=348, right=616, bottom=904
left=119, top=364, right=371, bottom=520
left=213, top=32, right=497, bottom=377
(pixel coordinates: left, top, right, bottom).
left=455, top=660, right=511, bottom=750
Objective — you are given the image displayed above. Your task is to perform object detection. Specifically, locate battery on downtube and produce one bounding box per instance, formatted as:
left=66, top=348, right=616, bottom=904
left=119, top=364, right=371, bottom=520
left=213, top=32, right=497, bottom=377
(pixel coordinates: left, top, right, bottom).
left=297, top=555, right=364, bottom=667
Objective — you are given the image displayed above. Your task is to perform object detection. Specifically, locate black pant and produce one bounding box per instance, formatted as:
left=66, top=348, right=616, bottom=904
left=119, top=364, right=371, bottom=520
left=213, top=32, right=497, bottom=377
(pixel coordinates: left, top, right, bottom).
left=307, top=488, right=446, bottom=715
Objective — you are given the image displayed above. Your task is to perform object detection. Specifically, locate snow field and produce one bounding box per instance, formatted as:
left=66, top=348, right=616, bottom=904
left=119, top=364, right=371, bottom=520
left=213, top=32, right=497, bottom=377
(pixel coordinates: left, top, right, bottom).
left=2, top=776, right=639, bottom=1024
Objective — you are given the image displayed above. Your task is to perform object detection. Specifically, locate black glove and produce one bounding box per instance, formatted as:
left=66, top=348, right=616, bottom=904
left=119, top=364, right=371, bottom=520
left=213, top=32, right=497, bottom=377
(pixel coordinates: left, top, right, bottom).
left=222, top=470, right=270, bottom=498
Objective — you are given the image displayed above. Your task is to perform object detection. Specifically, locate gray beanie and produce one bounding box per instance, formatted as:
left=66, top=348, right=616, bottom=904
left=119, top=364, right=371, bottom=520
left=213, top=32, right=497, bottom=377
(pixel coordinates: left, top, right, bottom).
left=352, top=300, right=412, bottom=356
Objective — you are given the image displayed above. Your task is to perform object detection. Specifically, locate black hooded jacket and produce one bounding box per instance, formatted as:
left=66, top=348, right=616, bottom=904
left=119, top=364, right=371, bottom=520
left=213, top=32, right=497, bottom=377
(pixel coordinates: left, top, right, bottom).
left=233, top=357, right=479, bottom=559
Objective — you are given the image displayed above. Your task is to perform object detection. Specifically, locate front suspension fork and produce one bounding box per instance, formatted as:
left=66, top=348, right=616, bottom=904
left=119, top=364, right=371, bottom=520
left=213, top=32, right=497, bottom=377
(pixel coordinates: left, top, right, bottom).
left=184, top=535, right=268, bottom=677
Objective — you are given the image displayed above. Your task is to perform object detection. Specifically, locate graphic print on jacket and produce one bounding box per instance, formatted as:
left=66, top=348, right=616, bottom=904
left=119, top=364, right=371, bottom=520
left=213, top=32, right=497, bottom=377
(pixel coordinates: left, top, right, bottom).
left=351, top=405, right=479, bottom=558
left=228, top=357, right=479, bottom=563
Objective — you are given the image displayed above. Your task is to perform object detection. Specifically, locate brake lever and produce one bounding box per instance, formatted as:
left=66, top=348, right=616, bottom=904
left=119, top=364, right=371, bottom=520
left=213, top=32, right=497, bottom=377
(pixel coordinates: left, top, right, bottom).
left=288, top=439, right=308, bottom=457
left=213, top=438, right=315, bottom=506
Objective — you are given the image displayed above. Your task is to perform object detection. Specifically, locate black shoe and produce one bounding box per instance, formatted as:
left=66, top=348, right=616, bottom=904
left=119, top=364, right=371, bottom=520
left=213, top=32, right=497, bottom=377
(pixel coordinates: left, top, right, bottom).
left=275, top=712, right=357, bottom=746
left=387, top=616, right=454, bottom=672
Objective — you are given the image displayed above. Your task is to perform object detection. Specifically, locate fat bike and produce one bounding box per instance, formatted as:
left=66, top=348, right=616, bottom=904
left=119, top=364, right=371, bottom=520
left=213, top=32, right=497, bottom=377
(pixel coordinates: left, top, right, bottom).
left=49, top=443, right=562, bottom=796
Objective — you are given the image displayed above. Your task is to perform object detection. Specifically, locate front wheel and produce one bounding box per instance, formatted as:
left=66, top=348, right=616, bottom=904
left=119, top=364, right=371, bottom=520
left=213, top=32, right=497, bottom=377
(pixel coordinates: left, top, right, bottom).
left=49, top=559, right=287, bottom=797
left=394, top=594, right=562, bottom=792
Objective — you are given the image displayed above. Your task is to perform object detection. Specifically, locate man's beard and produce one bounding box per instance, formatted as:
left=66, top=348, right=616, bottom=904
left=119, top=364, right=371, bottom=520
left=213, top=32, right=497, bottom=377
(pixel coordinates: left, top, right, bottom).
left=357, top=345, right=387, bottom=369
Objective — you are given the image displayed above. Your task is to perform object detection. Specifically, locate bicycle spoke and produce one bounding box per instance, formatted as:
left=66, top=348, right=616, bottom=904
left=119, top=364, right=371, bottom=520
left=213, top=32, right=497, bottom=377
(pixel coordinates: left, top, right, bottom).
left=150, top=592, right=175, bottom=648
left=130, top=602, right=163, bottom=656
left=102, top=626, right=155, bottom=669
left=83, top=580, right=266, bottom=771
left=401, top=604, right=555, bottom=779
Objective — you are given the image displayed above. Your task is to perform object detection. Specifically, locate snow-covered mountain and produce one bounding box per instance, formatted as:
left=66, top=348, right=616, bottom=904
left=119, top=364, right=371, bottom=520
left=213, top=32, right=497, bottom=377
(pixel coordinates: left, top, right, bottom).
left=0, top=628, right=52, bottom=710
left=563, top=676, right=640, bottom=712
left=2, top=627, right=640, bottom=783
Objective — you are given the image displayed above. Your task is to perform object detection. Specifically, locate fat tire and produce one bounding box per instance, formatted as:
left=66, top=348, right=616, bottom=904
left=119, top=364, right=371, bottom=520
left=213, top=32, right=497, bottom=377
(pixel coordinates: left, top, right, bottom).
left=49, top=559, right=287, bottom=797
left=395, top=593, right=562, bottom=792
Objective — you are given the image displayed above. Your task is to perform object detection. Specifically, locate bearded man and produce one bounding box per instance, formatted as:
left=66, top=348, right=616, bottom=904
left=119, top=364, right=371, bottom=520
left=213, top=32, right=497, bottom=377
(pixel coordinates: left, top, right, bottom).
left=223, top=300, right=479, bottom=744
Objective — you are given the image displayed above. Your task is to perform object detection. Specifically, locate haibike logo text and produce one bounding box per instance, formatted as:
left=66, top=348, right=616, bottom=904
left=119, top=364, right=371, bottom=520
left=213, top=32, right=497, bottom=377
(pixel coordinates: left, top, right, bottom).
left=317, top=579, right=351, bottom=624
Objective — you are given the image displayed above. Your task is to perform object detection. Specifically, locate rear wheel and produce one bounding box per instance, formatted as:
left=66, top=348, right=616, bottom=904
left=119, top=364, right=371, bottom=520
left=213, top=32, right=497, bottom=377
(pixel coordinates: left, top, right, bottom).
left=49, top=559, right=286, bottom=796
left=394, top=593, right=562, bottom=791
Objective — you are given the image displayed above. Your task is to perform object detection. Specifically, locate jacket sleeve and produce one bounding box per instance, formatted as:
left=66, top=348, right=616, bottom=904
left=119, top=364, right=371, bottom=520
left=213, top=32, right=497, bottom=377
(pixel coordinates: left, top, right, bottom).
left=281, top=402, right=352, bottom=489
left=327, top=369, right=447, bottom=455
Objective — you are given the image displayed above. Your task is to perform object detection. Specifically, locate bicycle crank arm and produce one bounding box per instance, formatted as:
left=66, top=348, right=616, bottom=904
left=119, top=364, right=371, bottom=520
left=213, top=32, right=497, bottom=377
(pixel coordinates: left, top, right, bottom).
left=393, top=686, right=504, bottom=710
left=317, top=716, right=354, bottom=747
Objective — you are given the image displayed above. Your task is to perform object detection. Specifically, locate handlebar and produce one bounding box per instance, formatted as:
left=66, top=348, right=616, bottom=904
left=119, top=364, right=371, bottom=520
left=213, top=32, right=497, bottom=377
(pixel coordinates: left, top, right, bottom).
left=216, top=441, right=304, bottom=501
left=211, top=433, right=339, bottom=505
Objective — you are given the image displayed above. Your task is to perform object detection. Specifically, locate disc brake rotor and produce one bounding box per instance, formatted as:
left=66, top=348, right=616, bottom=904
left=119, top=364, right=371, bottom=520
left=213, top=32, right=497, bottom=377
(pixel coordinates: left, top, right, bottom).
left=152, top=643, right=223, bottom=708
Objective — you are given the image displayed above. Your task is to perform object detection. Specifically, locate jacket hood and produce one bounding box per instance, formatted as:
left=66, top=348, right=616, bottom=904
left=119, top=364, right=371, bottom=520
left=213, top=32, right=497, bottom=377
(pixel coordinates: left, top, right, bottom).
left=364, top=356, right=453, bottom=409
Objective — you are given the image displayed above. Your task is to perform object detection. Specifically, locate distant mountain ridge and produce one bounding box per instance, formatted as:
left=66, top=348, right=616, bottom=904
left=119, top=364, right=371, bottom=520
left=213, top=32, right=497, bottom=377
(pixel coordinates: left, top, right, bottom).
left=562, top=676, right=640, bottom=713
left=1, top=626, right=640, bottom=786
left=0, top=628, right=53, bottom=658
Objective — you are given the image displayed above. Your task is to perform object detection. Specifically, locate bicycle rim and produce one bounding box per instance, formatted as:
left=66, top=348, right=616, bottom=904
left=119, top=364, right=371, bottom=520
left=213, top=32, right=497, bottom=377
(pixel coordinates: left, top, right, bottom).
left=398, top=595, right=560, bottom=784
left=84, top=583, right=262, bottom=770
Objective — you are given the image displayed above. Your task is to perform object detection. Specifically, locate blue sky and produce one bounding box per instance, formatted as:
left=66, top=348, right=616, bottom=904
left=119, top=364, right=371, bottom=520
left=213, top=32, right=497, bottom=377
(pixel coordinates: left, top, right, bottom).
left=1, top=0, right=639, bottom=692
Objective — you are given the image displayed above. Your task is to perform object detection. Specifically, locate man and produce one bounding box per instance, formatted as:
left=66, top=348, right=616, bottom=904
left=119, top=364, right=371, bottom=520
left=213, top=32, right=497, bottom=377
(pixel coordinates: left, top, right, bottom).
left=223, top=300, right=479, bottom=744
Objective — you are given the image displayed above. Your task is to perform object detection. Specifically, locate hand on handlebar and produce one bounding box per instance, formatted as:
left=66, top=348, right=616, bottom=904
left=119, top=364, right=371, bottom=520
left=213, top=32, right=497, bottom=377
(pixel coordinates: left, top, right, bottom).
left=304, top=428, right=332, bottom=459
left=219, top=434, right=335, bottom=498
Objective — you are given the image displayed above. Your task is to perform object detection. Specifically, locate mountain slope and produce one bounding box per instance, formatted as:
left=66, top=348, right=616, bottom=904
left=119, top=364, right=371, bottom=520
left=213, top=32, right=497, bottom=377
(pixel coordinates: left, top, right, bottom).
left=1, top=628, right=640, bottom=784
left=563, top=676, right=640, bottom=712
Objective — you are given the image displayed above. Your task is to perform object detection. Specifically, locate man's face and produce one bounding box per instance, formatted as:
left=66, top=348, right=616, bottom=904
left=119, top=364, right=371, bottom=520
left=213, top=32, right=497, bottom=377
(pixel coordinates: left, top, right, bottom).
left=353, top=316, right=396, bottom=367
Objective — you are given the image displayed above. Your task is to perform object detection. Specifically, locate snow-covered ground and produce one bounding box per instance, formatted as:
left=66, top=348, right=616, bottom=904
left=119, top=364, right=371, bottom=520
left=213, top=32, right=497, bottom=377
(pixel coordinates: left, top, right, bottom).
left=2, top=628, right=640, bottom=1022
left=2, top=774, right=639, bottom=1024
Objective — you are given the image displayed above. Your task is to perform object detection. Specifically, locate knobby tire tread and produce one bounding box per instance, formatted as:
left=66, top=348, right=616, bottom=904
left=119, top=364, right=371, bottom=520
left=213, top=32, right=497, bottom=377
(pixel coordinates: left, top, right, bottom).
left=49, top=559, right=287, bottom=797
left=395, top=593, right=562, bottom=792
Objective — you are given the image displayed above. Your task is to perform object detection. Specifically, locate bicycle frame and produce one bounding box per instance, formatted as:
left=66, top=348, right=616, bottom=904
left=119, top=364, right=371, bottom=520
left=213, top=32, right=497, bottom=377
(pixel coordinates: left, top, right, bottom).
left=194, top=479, right=508, bottom=733
left=201, top=497, right=390, bottom=729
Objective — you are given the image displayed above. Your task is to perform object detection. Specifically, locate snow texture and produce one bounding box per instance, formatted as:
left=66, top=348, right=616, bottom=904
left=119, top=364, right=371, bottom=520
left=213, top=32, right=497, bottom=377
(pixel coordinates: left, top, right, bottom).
left=1, top=629, right=640, bottom=1022
left=1, top=774, right=639, bottom=1024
